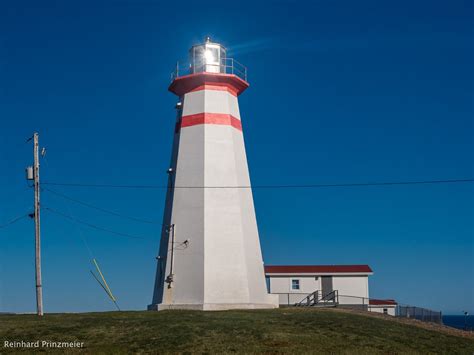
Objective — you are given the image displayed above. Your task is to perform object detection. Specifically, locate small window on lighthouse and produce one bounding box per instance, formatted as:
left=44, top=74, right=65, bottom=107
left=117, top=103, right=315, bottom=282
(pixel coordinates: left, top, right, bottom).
left=291, top=279, right=300, bottom=290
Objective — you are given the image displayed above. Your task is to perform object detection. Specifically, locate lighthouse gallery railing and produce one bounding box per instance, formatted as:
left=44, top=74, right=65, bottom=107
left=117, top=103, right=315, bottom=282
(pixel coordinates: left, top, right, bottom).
left=171, top=57, right=248, bottom=82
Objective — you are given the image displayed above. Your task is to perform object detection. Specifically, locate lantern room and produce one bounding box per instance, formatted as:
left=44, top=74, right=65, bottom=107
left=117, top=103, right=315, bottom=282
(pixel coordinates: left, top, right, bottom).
left=189, top=37, right=226, bottom=74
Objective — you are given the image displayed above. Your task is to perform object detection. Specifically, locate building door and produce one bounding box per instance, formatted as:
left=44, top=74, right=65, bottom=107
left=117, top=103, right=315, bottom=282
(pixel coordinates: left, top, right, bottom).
left=321, top=276, right=333, bottom=297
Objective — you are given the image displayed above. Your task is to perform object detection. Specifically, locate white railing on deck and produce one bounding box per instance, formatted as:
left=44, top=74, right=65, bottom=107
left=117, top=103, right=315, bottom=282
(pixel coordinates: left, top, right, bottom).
left=171, top=58, right=247, bottom=82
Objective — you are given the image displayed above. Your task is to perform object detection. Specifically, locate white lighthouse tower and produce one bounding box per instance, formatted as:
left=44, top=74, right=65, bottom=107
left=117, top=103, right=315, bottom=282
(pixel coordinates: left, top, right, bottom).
left=148, top=38, right=278, bottom=311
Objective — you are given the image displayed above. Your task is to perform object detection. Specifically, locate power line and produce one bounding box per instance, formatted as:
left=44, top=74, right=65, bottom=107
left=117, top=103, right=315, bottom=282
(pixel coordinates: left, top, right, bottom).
left=0, top=213, right=30, bottom=229
left=41, top=178, right=474, bottom=189
left=44, top=207, right=149, bottom=240
left=41, top=182, right=174, bottom=189
left=42, top=187, right=160, bottom=225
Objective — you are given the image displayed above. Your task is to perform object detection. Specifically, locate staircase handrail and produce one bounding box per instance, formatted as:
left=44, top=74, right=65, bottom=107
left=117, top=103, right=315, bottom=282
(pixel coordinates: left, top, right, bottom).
left=295, top=290, right=339, bottom=306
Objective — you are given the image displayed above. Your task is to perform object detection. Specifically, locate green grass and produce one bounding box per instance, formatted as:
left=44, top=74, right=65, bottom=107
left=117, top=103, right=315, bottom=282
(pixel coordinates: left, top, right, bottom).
left=1, top=308, right=473, bottom=354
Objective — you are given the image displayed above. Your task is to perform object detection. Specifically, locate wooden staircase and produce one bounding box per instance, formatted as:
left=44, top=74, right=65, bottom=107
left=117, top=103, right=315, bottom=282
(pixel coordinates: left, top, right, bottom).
left=295, top=290, right=339, bottom=307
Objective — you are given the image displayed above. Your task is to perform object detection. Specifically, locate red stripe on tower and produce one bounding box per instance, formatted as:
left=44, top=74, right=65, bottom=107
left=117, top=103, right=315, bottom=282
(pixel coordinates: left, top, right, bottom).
left=178, top=113, right=242, bottom=131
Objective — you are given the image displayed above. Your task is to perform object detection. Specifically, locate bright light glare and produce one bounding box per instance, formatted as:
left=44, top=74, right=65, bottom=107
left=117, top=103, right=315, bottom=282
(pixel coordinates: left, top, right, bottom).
left=204, top=50, right=214, bottom=63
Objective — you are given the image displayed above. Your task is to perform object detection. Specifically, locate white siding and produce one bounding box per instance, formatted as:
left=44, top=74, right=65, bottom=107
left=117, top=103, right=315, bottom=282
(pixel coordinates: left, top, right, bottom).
left=268, top=275, right=370, bottom=305
left=332, top=276, right=369, bottom=299
left=369, top=306, right=396, bottom=316
left=269, top=276, right=321, bottom=294
left=182, top=90, right=241, bottom=119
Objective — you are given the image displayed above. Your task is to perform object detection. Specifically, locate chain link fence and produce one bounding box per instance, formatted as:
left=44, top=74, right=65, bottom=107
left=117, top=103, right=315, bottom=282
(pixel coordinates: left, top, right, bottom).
left=273, top=292, right=442, bottom=324
left=397, top=305, right=442, bottom=324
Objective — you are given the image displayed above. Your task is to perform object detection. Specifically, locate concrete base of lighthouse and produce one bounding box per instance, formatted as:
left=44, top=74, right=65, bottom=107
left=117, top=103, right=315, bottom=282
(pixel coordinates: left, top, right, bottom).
left=148, top=300, right=278, bottom=311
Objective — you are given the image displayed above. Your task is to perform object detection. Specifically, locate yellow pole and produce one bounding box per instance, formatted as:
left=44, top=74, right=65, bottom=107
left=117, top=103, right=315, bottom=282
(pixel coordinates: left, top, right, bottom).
left=93, top=259, right=116, bottom=302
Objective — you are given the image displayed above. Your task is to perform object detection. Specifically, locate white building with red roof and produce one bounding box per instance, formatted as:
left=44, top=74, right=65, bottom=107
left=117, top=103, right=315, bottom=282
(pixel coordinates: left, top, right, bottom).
left=265, top=265, right=397, bottom=315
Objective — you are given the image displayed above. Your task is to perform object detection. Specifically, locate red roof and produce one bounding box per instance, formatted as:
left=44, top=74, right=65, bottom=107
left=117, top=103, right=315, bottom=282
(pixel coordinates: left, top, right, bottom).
left=169, top=72, right=249, bottom=96
left=264, top=265, right=373, bottom=274
left=369, top=299, right=398, bottom=306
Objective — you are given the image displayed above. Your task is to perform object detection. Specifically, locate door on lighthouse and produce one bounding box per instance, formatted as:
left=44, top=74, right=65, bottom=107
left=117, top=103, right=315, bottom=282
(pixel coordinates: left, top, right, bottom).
left=321, top=276, right=333, bottom=297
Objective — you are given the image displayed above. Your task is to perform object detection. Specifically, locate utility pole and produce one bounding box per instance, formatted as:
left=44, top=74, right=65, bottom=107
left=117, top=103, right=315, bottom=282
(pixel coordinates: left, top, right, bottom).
left=34, top=133, right=43, bottom=316
left=27, top=133, right=44, bottom=316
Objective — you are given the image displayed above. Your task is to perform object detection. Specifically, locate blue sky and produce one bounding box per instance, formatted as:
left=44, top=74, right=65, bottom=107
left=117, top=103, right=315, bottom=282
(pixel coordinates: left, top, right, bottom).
left=0, top=0, right=472, bottom=314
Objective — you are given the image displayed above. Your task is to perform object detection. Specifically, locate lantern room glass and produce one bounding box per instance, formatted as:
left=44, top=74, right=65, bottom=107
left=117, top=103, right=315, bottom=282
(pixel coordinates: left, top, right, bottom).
left=190, top=39, right=226, bottom=74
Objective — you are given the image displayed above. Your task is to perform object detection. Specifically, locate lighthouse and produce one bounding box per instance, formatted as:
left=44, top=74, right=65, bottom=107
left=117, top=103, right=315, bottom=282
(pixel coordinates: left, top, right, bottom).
left=148, top=38, right=278, bottom=311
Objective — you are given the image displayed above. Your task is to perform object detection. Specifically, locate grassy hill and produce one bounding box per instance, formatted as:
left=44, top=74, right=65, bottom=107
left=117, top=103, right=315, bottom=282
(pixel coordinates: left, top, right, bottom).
left=1, top=308, right=473, bottom=354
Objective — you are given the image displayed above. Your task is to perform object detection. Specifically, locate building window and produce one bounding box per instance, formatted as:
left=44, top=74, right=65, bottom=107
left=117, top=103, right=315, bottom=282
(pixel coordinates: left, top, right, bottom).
left=291, top=279, right=300, bottom=290
left=383, top=308, right=388, bottom=315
